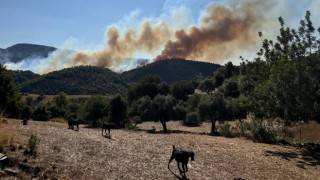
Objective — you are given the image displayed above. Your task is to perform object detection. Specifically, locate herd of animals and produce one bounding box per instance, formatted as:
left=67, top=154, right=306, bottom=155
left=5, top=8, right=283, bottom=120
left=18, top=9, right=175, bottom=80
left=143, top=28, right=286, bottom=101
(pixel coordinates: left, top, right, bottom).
left=1, top=118, right=196, bottom=179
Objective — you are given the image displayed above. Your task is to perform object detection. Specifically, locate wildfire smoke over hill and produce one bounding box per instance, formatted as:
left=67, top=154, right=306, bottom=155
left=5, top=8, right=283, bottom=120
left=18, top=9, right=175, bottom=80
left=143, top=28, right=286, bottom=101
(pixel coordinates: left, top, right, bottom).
left=71, top=0, right=270, bottom=68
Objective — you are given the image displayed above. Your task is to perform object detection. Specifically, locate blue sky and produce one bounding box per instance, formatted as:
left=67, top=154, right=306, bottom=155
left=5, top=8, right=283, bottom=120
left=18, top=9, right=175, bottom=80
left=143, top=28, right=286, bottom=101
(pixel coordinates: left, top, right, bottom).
left=0, top=0, right=214, bottom=49
left=1, top=0, right=318, bottom=50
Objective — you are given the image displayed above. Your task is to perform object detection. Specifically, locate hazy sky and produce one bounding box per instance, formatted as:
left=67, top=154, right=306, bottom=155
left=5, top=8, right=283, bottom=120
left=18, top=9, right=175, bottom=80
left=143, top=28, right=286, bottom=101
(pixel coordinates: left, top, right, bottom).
left=0, top=0, right=215, bottom=49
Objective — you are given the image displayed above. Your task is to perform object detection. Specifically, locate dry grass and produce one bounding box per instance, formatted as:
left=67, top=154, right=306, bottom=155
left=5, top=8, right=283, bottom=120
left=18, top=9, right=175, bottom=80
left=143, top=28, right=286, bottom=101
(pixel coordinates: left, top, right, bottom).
left=286, top=121, right=320, bottom=144
left=49, top=117, right=67, bottom=123
left=0, top=120, right=17, bottom=150
left=1, top=120, right=319, bottom=180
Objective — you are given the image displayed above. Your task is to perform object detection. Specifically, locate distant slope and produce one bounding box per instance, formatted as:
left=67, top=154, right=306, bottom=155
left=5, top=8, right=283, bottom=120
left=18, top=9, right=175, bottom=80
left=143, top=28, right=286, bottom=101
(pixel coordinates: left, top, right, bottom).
left=0, top=43, right=56, bottom=63
left=9, top=70, right=40, bottom=85
left=19, top=66, right=127, bottom=95
left=122, top=59, right=221, bottom=84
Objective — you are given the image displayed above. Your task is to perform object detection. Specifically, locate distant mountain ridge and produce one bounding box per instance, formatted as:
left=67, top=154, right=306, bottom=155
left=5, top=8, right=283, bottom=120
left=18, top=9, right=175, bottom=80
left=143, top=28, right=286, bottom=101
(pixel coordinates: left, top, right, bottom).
left=122, top=59, right=221, bottom=84
left=0, top=43, right=56, bottom=63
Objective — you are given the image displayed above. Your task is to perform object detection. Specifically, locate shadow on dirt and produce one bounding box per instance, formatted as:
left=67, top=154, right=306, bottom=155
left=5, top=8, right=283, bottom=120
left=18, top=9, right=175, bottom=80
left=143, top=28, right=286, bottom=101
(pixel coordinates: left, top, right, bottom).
left=135, top=128, right=212, bottom=136
left=168, top=166, right=188, bottom=180
left=102, top=134, right=115, bottom=141
left=265, top=143, right=320, bottom=169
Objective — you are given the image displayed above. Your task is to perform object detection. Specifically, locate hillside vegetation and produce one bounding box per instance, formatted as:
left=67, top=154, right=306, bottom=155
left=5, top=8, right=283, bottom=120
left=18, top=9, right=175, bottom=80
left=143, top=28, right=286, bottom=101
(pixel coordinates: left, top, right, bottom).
left=9, top=70, right=40, bottom=85
left=18, top=66, right=128, bottom=95
left=11, top=59, right=220, bottom=95
left=122, top=59, right=221, bottom=83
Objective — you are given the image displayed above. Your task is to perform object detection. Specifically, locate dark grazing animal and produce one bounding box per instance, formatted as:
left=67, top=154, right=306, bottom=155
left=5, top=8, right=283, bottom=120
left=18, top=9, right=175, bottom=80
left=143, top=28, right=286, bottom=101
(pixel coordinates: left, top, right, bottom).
left=168, top=145, right=195, bottom=177
left=102, top=122, right=116, bottom=137
left=21, top=118, right=28, bottom=125
left=68, top=120, right=79, bottom=131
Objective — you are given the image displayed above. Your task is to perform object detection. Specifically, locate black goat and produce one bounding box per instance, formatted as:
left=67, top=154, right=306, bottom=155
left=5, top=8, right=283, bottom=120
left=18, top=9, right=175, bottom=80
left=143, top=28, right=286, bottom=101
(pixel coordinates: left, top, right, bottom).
left=168, top=145, right=195, bottom=177
left=21, top=118, right=28, bottom=125
left=68, top=120, right=79, bottom=131
left=102, top=123, right=116, bottom=137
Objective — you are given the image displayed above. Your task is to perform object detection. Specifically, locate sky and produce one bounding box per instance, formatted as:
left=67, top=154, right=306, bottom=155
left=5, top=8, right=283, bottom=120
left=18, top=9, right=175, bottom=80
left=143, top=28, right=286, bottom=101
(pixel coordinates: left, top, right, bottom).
left=0, top=0, right=213, bottom=49
left=1, top=0, right=319, bottom=73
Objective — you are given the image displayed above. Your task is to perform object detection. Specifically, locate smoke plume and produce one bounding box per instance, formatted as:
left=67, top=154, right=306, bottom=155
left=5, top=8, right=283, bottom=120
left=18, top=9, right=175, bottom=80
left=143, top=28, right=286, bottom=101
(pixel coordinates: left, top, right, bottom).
left=71, top=21, right=174, bottom=68
left=155, top=1, right=268, bottom=61
left=69, top=0, right=279, bottom=68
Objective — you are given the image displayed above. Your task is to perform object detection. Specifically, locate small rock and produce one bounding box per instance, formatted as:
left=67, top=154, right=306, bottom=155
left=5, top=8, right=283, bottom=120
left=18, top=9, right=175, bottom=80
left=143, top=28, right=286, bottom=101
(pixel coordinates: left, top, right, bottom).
left=0, top=170, right=5, bottom=175
left=4, top=168, right=19, bottom=175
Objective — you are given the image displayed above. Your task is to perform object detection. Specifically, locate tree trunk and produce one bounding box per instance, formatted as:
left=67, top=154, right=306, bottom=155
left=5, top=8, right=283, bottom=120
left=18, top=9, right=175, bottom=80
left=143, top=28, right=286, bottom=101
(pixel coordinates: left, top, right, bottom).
left=160, top=120, right=168, bottom=133
left=239, top=118, right=244, bottom=136
left=210, top=118, right=216, bottom=135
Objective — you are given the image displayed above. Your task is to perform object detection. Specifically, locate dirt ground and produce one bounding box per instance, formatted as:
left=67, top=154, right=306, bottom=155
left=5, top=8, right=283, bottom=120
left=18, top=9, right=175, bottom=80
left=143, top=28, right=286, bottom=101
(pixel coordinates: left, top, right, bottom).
left=1, top=120, right=319, bottom=180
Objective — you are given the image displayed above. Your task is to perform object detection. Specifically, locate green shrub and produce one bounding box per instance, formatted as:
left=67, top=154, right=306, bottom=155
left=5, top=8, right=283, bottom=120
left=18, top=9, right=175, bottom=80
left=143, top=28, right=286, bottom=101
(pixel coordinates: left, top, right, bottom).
left=251, top=121, right=276, bottom=143
left=183, top=112, right=200, bottom=126
left=32, top=106, right=50, bottom=121
left=96, top=116, right=108, bottom=128
left=124, top=116, right=142, bottom=130
left=131, top=116, right=142, bottom=127
left=125, top=123, right=136, bottom=130
left=242, top=121, right=252, bottom=132
left=29, top=133, right=40, bottom=155
left=219, top=123, right=233, bottom=138
left=96, top=118, right=103, bottom=128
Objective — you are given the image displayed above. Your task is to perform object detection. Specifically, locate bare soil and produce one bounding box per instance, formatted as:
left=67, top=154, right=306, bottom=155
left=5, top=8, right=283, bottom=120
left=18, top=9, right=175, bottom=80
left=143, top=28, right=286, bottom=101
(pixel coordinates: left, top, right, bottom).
left=1, top=120, right=319, bottom=180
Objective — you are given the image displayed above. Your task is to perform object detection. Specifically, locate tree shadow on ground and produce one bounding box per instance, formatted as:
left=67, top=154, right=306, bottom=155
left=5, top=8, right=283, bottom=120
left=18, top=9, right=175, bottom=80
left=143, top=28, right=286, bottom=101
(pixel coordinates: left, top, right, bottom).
left=102, top=134, right=115, bottom=141
left=300, top=143, right=320, bottom=166
left=265, top=143, right=320, bottom=169
left=135, top=128, right=211, bottom=136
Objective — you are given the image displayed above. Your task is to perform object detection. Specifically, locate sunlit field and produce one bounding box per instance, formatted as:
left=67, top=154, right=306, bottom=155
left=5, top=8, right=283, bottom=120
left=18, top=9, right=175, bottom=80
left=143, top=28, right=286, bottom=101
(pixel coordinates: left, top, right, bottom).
left=1, top=120, right=319, bottom=179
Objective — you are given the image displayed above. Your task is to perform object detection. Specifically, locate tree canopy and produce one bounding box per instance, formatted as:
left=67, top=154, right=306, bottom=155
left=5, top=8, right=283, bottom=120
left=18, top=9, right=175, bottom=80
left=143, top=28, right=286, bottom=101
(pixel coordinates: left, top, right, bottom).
left=0, top=64, right=26, bottom=118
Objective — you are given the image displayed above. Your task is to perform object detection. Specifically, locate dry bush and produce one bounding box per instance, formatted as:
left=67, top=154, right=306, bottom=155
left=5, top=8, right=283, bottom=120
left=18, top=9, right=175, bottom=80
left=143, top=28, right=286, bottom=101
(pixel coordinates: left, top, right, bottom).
left=285, top=121, right=320, bottom=144
left=49, top=117, right=67, bottom=123
left=0, top=108, right=8, bottom=128
left=0, top=107, right=17, bottom=152
left=0, top=123, right=16, bottom=152
left=28, top=133, right=40, bottom=155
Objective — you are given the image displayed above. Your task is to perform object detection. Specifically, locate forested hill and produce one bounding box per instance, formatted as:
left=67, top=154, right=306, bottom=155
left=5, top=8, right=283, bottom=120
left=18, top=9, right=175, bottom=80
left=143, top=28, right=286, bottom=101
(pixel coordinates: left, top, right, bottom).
left=9, top=70, right=40, bottom=85
left=122, top=59, right=221, bottom=84
left=18, top=66, right=128, bottom=95
left=10, top=59, right=221, bottom=95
